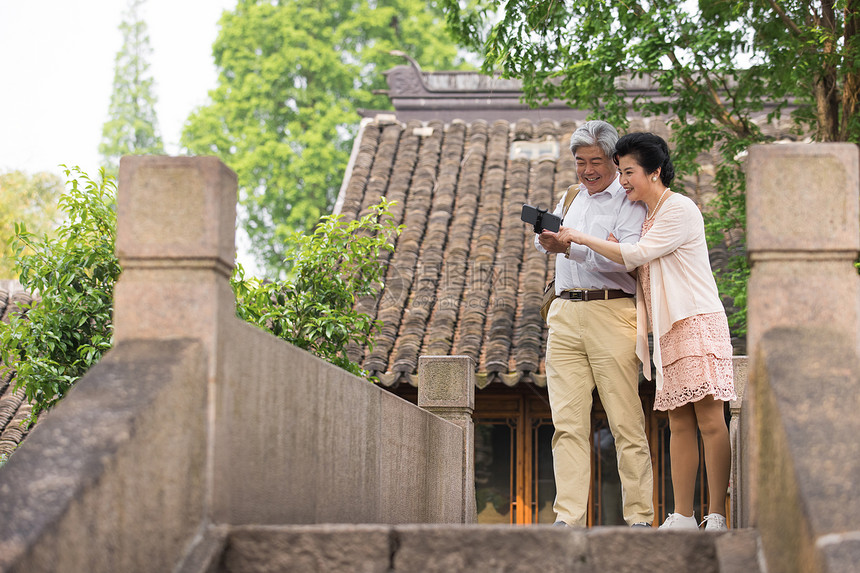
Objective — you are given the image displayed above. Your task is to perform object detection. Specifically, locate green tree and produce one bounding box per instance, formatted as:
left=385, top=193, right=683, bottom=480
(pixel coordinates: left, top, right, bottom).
left=231, top=199, right=403, bottom=376
left=99, top=0, right=164, bottom=178
left=0, top=167, right=121, bottom=419
left=0, top=170, right=64, bottom=277
left=182, top=0, right=470, bottom=277
left=442, top=0, right=860, bottom=336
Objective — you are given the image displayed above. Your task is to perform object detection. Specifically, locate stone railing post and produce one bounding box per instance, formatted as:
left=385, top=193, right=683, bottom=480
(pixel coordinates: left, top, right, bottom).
left=743, top=143, right=860, bottom=530
left=728, top=355, right=747, bottom=529
left=418, top=355, right=477, bottom=524
left=114, top=156, right=237, bottom=364
left=746, top=143, right=860, bottom=354
left=114, top=156, right=237, bottom=521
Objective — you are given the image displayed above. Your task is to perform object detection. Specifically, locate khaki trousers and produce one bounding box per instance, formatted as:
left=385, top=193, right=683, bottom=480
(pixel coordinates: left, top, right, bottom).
left=545, top=296, right=654, bottom=526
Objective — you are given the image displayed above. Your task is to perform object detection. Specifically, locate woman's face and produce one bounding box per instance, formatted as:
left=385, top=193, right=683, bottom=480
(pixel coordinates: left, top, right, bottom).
left=617, top=154, right=655, bottom=203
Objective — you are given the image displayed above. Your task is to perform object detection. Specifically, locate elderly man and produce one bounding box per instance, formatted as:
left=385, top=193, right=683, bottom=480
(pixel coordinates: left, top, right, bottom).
left=536, top=120, right=653, bottom=527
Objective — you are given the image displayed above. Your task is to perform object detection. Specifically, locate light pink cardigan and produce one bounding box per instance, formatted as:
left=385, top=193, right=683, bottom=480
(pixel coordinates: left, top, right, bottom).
left=618, top=194, right=725, bottom=390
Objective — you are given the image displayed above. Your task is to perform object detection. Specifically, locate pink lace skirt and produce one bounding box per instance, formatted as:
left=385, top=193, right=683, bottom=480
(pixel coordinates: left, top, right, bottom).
left=654, top=312, right=737, bottom=411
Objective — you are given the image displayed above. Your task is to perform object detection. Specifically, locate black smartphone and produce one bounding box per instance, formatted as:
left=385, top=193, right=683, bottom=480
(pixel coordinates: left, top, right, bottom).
left=521, top=204, right=561, bottom=233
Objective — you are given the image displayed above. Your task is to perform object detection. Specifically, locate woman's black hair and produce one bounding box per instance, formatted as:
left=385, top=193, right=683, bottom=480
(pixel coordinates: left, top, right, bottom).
left=613, top=132, right=675, bottom=186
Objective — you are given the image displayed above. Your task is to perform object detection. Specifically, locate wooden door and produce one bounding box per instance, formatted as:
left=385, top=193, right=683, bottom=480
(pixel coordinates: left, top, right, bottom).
left=473, top=385, right=715, bottom=526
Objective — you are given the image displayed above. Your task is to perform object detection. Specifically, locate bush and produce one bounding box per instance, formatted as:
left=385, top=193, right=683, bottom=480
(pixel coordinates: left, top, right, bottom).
left=231, top=200, right=402, bottom=377
left=0, top=167, right=120, bottom=419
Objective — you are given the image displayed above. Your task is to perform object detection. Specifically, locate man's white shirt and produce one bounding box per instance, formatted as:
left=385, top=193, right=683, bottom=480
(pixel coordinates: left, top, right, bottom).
left=535, top=175, right=646, bottom=294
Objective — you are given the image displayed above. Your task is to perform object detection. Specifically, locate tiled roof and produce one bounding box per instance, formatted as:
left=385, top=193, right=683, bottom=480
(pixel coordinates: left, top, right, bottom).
left=0, top=284, right=38, bottom=459
left=336, top=114, right=736, bottom=389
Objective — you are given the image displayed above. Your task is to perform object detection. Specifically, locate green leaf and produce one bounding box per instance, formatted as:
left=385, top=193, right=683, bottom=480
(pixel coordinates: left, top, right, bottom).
left=1, top=167, right=119, bottom=416
left=230, top=199, right=400, bottom=381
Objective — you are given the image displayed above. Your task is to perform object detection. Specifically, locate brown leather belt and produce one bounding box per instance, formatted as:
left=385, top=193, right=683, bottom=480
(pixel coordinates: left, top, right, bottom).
left=559, top=289, right=633, bottom=302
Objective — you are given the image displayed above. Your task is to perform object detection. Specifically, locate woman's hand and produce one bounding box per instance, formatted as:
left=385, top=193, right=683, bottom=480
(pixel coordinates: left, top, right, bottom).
left=557, top=226, right=586, bottom=246
left=558, top=227, right=625, bottom=265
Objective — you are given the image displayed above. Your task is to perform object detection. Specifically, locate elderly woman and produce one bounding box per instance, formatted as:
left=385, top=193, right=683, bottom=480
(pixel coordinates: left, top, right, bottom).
left=558, top=132, right=736, bottom=531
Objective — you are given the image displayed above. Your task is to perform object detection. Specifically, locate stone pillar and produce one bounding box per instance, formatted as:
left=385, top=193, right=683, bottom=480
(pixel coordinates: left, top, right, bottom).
left=728, top=355, right=747, bottom=529
left=113, top=156, right=238, bottom=371
left=114, top=156, right=237, bottom=523
left=746, top=143, right=860, bottom=354
left=418, top=355, right=477, bottom=524
left=743, top=143, right=860, bottom=529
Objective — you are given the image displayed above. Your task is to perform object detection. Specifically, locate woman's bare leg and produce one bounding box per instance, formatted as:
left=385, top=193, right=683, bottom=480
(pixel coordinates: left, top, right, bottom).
left=667, top=403, right=699, bottom=517
left=693, top=396, right=732, bottom=516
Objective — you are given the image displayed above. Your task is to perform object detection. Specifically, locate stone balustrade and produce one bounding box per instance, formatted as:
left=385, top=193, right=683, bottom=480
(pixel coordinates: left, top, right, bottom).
left=741, top=143, right=860, bottom=573
left=0, top=157, right=475, bottom=573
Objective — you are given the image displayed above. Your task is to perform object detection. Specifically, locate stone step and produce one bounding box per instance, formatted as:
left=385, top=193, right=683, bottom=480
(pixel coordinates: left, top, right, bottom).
left=183, top=523, right=763, bottom=573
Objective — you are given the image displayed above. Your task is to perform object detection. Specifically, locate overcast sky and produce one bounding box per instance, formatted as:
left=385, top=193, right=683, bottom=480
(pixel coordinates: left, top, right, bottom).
left=0, top=0, right=270, bottom=272
left=0, top=0, right=237, bottom=177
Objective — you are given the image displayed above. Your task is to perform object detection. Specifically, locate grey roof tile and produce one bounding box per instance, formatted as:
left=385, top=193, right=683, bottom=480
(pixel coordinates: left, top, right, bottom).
left=340, top=117, right=580, bottom=387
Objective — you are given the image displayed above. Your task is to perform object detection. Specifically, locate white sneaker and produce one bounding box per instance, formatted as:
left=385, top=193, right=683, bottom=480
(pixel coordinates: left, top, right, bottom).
left=658, top=512, right=699, bottom=529
left=701, top=513, right=728, bottom=531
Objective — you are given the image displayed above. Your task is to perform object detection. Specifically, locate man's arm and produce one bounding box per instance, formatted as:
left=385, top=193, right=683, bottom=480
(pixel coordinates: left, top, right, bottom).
left=613, top=197, right=648, bottom=245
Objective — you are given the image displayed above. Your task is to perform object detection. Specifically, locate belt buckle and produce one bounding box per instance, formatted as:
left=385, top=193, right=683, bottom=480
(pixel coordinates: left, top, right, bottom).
left=569, top=290, right=584, bottom=301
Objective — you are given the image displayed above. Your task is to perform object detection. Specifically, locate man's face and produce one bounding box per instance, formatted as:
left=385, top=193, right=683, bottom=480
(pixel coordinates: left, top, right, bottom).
left=574, top=145, right=616, bottom=195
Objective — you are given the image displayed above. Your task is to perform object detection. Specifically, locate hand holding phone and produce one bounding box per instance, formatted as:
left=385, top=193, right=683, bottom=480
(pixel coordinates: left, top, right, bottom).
left=521, top=204, right=562, bottom=233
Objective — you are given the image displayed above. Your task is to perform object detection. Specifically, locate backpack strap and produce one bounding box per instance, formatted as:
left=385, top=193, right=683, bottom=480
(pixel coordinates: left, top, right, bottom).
left=561, top=184, right=580, bottom=219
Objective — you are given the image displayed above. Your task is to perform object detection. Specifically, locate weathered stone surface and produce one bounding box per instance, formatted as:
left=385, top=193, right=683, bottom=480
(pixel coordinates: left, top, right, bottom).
left=212, top=320, right=465, bottom=526
left=747, top=259, right=860, bottom=354
left=113, top=156, right=238, bottom=371
left=819, top=535, right=860, bottom=573
left=117, top=156, right=237, bottom=266
left=392, top=524, right=588, bottom=573
left=714, top=529, right=762, bottom=573
left=418, top=355, right=477, bottom=523
left=176, top=525, right=229, bottom=573
left=218, top=525, right=392, bottom=573
left=752, top=327, right=860, bottom=573
left=731, top=356, right=748, bottom=408
left=746, top=143, right=860, bottom=356
left=207, top=525, right=766, bottom=573
left=746, top=143, right=859, bottom=253
left=378, top=389, right=464, bottom=524
left=743, top=142, right=860, bottom=546
left=418, top=355, right=475, bottom=409
left=586, top=528, right=720, bottom=573
left=2, top=157, right=477, bottom=573
left=0, top=340, right=208, bottom=573
left=729, top=357, right=748, bottom=529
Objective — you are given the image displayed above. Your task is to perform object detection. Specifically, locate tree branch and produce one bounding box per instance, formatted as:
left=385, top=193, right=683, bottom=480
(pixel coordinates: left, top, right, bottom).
left=765, top=0, right=805, bottom=36
left=663, top=47, right=750, bottom=137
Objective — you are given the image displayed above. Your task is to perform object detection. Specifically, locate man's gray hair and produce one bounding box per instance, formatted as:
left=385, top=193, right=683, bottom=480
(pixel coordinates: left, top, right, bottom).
left=569, top=120, right=619, bottom=159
